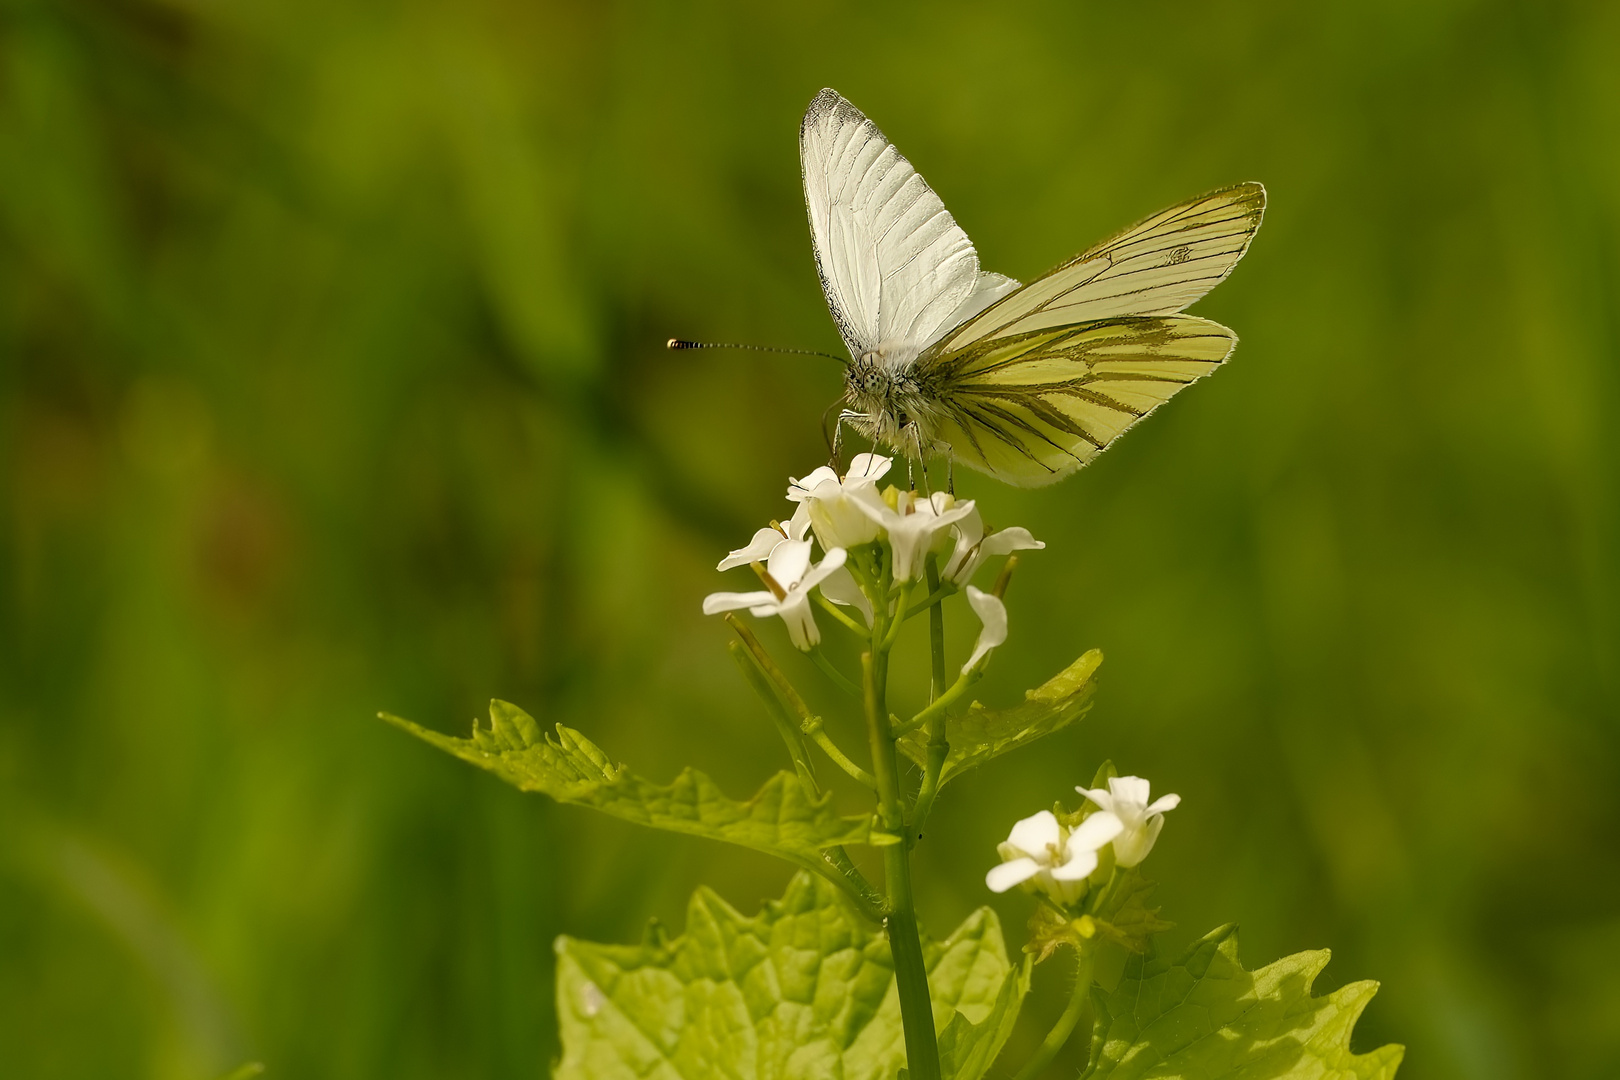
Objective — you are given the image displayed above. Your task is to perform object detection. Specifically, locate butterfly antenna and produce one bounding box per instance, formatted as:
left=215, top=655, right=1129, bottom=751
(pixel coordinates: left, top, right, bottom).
left=667, top=339, right=846, bottom=364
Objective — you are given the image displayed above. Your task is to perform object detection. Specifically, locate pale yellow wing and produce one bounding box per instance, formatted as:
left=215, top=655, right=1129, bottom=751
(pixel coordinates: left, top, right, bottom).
left=925, top=315, right=1236, bottom=486
left=931, top=183, right=1265, bottom=354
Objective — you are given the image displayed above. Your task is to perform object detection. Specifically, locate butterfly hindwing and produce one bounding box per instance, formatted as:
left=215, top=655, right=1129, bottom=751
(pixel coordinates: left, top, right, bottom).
left=926, top=315, right=1237, bottom=486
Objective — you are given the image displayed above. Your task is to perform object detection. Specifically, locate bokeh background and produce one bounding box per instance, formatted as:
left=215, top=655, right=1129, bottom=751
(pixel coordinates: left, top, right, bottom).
left=3, top=1, right=1618, bottom=1077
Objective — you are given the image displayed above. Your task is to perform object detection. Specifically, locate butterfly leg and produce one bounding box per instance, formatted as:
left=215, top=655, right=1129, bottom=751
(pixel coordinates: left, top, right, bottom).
left=907, top=424, right=932, bottom=497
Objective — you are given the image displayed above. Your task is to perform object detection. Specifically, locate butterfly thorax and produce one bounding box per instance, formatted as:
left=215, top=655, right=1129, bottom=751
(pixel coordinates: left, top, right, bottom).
left=844, top=346, right=948, bottom=454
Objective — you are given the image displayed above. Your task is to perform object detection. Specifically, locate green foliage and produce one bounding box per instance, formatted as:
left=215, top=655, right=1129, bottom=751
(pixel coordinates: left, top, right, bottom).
left=898, top=650, right=1101, bottom=787
left=554, top=873, right=1027, bottom=1080
left=384, top=703, right=871, bottom=876
left=1083, top=925, right=1403, bottom=1079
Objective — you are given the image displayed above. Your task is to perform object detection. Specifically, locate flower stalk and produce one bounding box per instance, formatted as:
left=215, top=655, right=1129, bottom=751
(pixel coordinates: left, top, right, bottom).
left=704, top=453, right=1046, bottom=1080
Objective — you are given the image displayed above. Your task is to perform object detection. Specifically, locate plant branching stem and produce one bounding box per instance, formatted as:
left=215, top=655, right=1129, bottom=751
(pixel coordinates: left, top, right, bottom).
left=903, top=581, right=957, bottom=620
left=813, top=593, right=867, bottom=636
left=801, top=716, right=876, bottom=789
left=862, top=650, right=941, bottom=1080
left=896, top=666, right=983, bottom=737
left=1011, top=946, right=1097, bottom=1080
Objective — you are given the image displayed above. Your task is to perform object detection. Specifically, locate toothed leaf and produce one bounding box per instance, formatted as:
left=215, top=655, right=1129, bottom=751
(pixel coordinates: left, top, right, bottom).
left=1083, top=924, right=1403, bottom=1078
left=384, top=702, right=872, bottom=876
left=555, top=872, right=1028, bottom=1080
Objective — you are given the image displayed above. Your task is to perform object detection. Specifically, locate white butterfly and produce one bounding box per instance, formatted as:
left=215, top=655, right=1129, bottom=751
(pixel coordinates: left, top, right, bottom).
left=801, top=88, right=1265, bottom=487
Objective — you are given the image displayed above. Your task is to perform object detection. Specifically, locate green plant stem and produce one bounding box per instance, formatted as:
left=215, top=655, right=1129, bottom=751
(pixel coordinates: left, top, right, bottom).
left=903, top=581, right=957, bottom=620
left=880, top=578, right=916, bottom=651
left=813, top=593, right=867, bottom=636
left=895, top=665, right=983, bottom=736
left=728, top=642, right=818, bottom=792
left=910, top=558, right=951, bottom=842
left=724, top=615, right=813, bottom=719
left=862, top=649, right=941, bottom=1080
left=821, top=848, right=886, bottom=921
left=808, top=645, right=861, bottom=697
left=802, top=716, right=877, bottom=789
left=1011, top=946, right=1097, bottom=1080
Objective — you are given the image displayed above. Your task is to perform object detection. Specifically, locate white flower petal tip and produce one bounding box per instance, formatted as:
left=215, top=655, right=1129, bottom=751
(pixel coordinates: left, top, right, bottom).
left=962, top=586, right=1008, bottom=674
left=986, top=858, right=1041, bottom=893
left=941, top=505, right=1045, bottom=586
left=1077, top=775, right=1180, bottom=868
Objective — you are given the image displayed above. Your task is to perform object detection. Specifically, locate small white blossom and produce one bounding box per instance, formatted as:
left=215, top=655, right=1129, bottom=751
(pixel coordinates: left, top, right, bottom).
left=717, top=503, right=812, bottom=571
left=818, top=564, right=873, bottom=627
left=787, top=454, right=891, bottom=550
left=985, top=809, right=1124, bottom=906
left=854, top=490, right=977, bottom=581
left=942, top=503, right=1044, bottom=586
left=961, top=586, right=1007, bottom=673
left=702, top=540, right=847, bottom=650
left=1076, top=776, right=1180, bottom=868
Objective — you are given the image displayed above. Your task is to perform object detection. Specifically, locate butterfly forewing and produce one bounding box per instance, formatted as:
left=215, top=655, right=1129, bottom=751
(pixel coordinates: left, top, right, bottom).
left=800, top=90, right=1020, bottom=359
left=935, top=183, right=1265, bottom=353
left=928, top=315, right=1237, bottom=486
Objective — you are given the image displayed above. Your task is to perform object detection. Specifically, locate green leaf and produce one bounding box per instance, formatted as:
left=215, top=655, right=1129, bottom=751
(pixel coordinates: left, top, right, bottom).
left=899, top=649, right=1101, bottom=786
left=1083, top=925, right=1403, bottom=1079
left=555, top=872, right=1028, bottom=1080
left=383, top=702, right=872, bottom=876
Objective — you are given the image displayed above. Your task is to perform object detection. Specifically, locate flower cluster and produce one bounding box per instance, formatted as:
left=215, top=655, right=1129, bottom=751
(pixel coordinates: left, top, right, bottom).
left=986, top=775, right=1180, bottom=906
left=703, top=454, right=1042, bottom=662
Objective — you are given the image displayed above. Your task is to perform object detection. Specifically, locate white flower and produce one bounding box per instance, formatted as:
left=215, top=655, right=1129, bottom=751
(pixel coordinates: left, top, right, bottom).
left=961, top=586, right=1007, bottom=673
left=1076, top=776, right=1181, bottom=868
left=985, top=809, right=1124, bottom=906
left=716, top=503, right=812, bottom=571
left=702, top=540, right=848, bottom=650
left=854, top=490, right=977, bottom=581
left=818, top=564, right=873, bottom=627
left=787, top=454, right=891, bottom=550
left=941, top=503, right=1044, bottom=586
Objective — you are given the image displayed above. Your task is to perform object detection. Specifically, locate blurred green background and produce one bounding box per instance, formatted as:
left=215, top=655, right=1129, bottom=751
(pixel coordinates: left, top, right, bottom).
left=3, top=0, right=1617, bottom=1077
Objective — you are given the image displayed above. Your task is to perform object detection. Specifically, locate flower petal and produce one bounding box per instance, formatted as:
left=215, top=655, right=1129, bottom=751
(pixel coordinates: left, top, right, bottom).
left=845, top=453, right=892, bottom=484
left=1068, top=810, right=1124, bottom=853
left=777, top=595, right=820, bottom=650
left=962, top=586, right=1009, bottom=673
left=717, top=527, right=785, bottom=572
left=787, top=466, right=840, bottom=501
left=981, top=526, right=1044, bottom=557
left=765, top=538, right=813, bottom=588
left=1147, top=793, right=1182, bottom=815
left=1076, top=786, right=1116, bottom=814
left=818, top=564, right=873, bottom=626
left=1110, top=775, right=1153, bottom=809
left=702, top=590, right=775, bottom=615
left=794, top=547, right=848, bottom=595
left=785, top=502, right=813, bottom=542
left=1049, top=848, right=1099, bottom=881
left=986, top=857, right=1042, bottom=893
left=1005, top=809, right=1061, bottom=856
